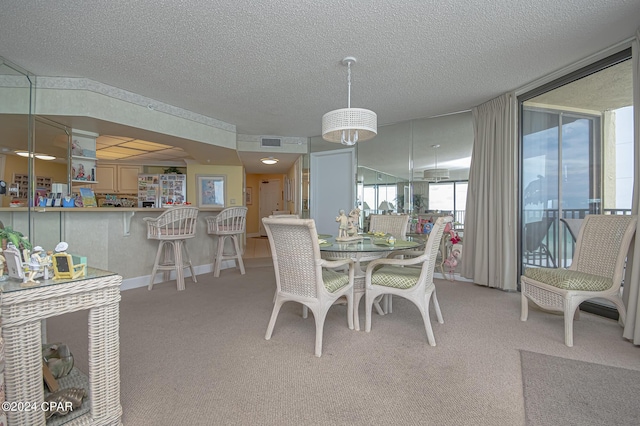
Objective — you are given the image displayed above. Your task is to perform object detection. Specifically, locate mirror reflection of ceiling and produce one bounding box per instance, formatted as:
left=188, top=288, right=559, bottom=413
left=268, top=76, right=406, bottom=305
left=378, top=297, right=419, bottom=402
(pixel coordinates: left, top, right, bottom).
left=95, top=137, right=189, bottom=162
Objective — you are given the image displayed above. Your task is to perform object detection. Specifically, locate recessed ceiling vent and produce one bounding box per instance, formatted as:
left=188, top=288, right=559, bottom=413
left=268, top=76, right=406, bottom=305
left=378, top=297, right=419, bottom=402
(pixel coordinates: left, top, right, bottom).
left=261, top=137, right=282, bottom=148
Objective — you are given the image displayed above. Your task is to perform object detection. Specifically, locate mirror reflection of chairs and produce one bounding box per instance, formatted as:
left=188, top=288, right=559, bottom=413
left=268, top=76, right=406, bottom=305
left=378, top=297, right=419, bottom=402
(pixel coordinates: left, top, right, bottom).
left=368, top=214, right=410, bottom=239
left=144, top=206, right=199, bottom=291
left=207, top=207, right=248, bottom=277
left=523, top=217, right=557, bottom=268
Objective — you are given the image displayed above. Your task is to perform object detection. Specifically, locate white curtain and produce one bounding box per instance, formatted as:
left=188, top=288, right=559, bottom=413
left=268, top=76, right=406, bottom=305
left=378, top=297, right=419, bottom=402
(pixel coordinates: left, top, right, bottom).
left=622, top=27, right=640, bottom=345
left=461, top=93, right=518, bottom=290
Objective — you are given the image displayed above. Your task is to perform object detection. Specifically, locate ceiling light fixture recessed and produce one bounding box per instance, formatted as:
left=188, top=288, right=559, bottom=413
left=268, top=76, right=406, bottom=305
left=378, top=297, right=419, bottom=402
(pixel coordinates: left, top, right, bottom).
left=322, top=56, right=377, bottom=146
left=260, top=157, right=279, bottom=165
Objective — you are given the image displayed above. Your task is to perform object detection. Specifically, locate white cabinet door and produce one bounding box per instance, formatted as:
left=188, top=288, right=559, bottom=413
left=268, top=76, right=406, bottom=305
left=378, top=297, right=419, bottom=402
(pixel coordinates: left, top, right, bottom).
left=117, top=165, right=142, bottom=193
left=94, top=165, right=117, bottom=193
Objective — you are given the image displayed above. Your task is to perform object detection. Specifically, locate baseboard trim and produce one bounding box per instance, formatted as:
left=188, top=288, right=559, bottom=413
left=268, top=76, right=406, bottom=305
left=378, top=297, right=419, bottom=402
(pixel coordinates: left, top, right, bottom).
left=120, top=260, right=237, bottom=291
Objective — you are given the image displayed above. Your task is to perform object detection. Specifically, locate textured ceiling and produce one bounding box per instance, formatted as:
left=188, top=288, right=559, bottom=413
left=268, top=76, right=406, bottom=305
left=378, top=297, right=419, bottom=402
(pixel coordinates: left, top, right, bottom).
left=1, top=0, right=639, bottom=173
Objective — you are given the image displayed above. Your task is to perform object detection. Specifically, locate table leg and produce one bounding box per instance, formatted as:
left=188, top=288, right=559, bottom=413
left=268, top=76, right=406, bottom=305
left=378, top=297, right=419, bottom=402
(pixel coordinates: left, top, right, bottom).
left=3, top=321, right=47, bottom=425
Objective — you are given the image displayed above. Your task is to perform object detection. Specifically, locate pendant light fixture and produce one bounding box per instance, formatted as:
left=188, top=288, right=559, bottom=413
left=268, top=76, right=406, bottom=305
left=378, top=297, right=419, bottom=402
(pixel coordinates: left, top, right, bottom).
left=322, top=57, right=377, bottom=146
left=423, top=144, right=450, bottom=182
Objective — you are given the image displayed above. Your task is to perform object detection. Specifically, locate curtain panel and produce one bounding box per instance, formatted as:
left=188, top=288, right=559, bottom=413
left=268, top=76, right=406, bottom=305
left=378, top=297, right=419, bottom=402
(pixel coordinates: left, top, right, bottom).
left=461, top=93, right=518, bottom=290
left=622, top=27, right=640, bottom=345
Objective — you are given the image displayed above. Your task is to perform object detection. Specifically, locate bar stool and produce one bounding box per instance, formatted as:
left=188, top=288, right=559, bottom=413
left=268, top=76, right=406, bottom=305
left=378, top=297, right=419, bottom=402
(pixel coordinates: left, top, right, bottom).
left=144, top=206, right=199, bottom=291
left=206, top=207, right=247, bottom=277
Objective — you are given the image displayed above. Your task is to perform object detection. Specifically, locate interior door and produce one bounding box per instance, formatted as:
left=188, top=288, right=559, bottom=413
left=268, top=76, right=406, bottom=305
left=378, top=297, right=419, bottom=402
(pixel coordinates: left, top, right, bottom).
left=259, top=179, right=281, bottom=236
left=310, top=148, right=355, bottom=235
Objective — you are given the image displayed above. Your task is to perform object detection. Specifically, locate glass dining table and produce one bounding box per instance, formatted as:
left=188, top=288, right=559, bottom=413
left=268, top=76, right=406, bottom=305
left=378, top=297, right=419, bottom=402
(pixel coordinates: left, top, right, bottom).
left=319, top=235, right=425, bottom=330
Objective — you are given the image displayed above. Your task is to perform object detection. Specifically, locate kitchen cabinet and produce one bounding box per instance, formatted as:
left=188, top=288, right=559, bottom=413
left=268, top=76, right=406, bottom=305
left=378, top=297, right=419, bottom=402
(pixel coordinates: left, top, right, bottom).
left=93, top=164, right=142, bottom=194
left=118, top=165, right=143, bottom=193
left=93, top=165, right=117, bottom=193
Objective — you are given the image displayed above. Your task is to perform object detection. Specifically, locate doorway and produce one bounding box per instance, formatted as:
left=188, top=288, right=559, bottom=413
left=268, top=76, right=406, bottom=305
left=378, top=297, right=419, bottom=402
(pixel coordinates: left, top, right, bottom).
left=259, top=179, right=281, bottom=236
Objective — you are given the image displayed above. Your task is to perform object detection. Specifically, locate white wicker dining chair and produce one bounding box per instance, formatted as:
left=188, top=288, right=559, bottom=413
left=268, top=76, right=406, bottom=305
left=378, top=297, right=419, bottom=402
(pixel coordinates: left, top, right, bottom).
left=368, top=214, right=411, bottom=313
left=144, top=206, right=199, bottom=291
left=206, top=207, right=247, bottom=277
left=262, top=217, right=355, bottom=357
left=521, top=214, right=637, bottom=347
left=368, top=214, right=410, bottom=238
left=364, top=216, right=452, bottom=346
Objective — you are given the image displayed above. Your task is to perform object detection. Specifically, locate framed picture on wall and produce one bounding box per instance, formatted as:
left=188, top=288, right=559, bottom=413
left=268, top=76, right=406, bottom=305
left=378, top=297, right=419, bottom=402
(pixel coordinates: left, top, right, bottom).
left=246, top=187, right=252, bottom=205
left=196, top=174, right=226, bottom=208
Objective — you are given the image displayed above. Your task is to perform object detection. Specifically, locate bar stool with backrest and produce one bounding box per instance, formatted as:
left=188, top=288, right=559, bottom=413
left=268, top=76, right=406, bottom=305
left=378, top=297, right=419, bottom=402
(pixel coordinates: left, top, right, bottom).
left=206, top=206, right=248, bottom=277
left=144, top=206, right=199, bottom=291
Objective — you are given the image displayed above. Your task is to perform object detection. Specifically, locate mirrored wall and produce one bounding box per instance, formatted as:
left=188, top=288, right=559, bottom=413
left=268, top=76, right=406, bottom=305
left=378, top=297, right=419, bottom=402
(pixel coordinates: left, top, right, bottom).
left=308, top=111, right=474, bottom=231
left=0, top=57, right=68, bottom=246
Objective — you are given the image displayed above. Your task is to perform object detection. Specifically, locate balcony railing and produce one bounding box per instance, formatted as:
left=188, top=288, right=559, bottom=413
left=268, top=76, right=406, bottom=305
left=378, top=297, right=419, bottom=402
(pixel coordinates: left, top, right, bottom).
left=522, top=208, right=632, bottom=269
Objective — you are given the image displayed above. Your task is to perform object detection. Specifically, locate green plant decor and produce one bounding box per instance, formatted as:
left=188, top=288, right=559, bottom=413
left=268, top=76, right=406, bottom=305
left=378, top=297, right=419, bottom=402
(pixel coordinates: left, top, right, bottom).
left=163, top=167, right=182, bottom=174
left=0, top=226, right=33, bottom=250
left=395, top=194, right=427, bottom=213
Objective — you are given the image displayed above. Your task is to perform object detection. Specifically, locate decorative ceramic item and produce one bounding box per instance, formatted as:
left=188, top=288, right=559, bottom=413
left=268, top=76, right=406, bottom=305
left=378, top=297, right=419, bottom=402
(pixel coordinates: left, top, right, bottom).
left=55, top=242, right=69, bottom=253
left=44, top=387, right=86, bottom=419
left=2, top=245, right=24, bottom=281
left=336, top=209, right=349, bottom=238
left=347, top=207, right=361, bottom=236
left=62, top=196, right=75, bottom=208
left=336, top=208, right=364, bottom=242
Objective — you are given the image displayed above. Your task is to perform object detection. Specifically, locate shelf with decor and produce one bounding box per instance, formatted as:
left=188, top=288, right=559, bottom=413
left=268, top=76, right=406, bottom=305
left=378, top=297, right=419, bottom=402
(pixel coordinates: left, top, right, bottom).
left=12, top=174, right=53, bottom=200
left=70, top=129, right=99, bottom=187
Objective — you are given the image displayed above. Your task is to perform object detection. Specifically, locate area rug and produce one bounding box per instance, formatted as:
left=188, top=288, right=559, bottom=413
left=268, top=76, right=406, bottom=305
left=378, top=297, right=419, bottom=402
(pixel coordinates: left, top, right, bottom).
left=520, top=350, right=640, bottom=425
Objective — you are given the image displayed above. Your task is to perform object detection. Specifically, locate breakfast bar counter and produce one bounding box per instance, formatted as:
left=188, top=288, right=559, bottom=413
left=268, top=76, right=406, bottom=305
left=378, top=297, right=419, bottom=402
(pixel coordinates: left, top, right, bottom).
left=0, top=206, right=233, bottom=289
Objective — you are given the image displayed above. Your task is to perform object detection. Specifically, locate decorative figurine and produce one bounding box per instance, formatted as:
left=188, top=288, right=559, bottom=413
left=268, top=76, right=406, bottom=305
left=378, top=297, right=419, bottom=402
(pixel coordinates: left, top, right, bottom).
left=336, top=209, right=349, bottom=238
left=52, top=242, right=86, bottom=280
left=55, top=241, right=69, bottom=253
left=335, top=208, right=364, bottom=242
left=24, top=245, right=52, bottom=284
left=347, top=207, right=361, bottom=236
left=444, top=248, right=461, bottom=281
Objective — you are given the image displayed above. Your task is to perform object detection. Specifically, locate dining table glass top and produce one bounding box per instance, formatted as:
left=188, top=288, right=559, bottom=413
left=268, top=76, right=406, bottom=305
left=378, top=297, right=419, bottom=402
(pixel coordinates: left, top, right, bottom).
left=318, top=235, right=424, bottom=253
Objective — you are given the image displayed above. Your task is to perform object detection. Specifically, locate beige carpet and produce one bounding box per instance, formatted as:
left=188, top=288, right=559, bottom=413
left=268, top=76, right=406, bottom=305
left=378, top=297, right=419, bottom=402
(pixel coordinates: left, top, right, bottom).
left=46, top=259, right=640, bottom=425
left=521, top=350, right=640, bottom=425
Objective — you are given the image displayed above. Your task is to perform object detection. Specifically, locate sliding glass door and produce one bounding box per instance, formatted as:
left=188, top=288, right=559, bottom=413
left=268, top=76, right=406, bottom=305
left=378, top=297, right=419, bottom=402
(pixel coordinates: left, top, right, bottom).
left=519, top=49, right=634, bottom=317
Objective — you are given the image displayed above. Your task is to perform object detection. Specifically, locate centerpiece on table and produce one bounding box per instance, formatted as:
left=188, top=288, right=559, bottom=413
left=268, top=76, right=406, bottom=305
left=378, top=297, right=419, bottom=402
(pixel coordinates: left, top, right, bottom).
left=335, top=208, right=364, bottom=242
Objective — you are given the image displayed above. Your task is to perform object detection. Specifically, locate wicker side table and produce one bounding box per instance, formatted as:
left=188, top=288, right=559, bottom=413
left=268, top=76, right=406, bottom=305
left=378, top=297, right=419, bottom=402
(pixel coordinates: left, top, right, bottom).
left=0, top=269, right=122, bottom=426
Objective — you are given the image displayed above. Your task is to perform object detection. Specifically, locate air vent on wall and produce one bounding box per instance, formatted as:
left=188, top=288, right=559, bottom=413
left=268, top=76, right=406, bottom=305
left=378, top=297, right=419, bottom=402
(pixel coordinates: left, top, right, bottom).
left=261, top=137, right=282, bottom=148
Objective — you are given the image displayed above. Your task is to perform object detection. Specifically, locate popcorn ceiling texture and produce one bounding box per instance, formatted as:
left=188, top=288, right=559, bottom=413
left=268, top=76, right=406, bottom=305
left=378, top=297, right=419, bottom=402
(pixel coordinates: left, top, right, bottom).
left=1, top=0, right=639, bottom=138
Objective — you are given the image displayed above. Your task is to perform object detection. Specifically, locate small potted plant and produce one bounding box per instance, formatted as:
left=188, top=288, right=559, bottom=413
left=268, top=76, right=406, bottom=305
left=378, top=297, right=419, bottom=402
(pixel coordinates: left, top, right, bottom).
left=0, top=226, right=33, bottom=252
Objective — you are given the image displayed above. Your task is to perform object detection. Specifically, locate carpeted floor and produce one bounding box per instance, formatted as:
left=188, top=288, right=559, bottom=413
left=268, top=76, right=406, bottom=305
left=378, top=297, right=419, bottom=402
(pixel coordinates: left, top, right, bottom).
left=45, top=258, right=640, bottom=425
left=520, top=350, right=640, bottom=426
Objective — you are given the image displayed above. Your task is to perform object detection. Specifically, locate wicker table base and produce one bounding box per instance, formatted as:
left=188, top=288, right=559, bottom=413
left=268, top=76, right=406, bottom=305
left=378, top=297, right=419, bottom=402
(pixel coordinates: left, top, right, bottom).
left=1, top=271, right=122, bottom=426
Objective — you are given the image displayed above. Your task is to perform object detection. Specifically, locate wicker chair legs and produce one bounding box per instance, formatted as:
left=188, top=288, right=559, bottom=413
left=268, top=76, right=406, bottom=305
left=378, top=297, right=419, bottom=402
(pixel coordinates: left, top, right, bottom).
left=213, top=234, right=245, bottom=277
left=149, top=239, right=197, bottom=291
